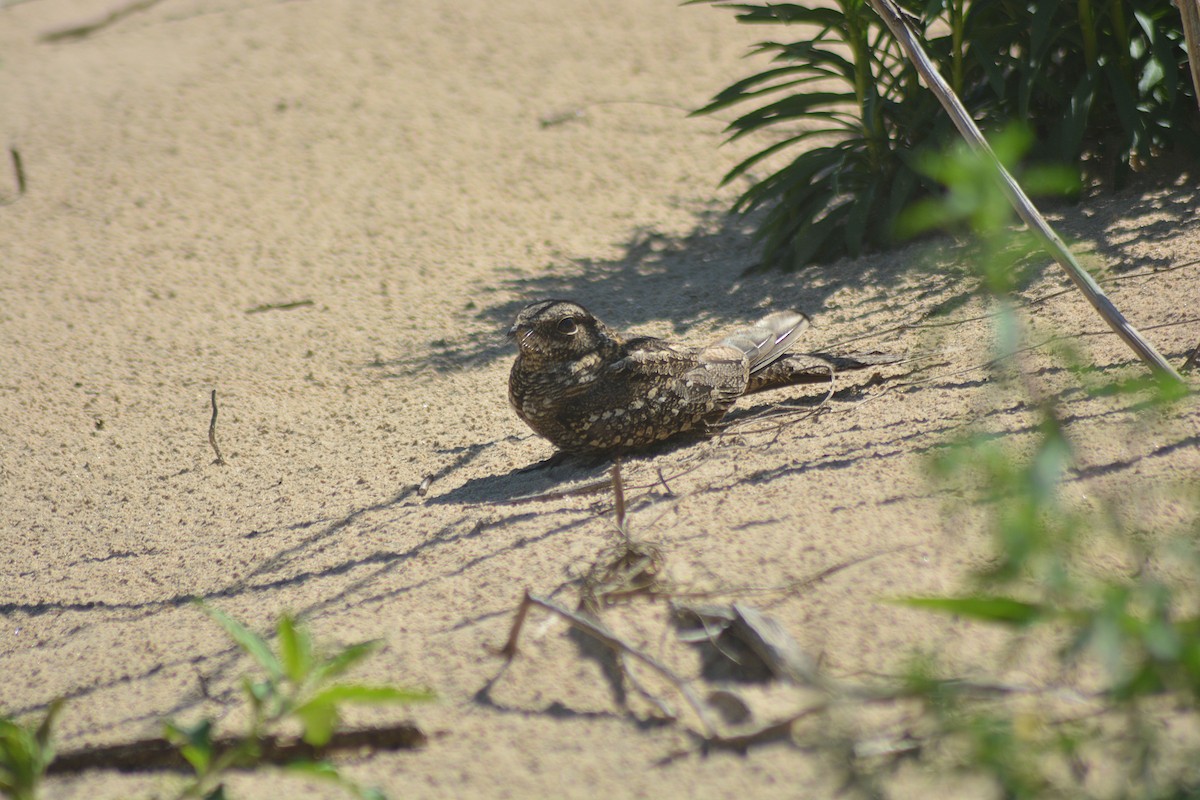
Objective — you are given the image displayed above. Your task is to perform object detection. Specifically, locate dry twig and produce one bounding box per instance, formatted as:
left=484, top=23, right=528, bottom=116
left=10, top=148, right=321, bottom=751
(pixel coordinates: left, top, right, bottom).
left=579, top=462, right=667, bottom=611
left=10, top=148, right=24, bottom=195
left=244, top=299, right=315, bottom=314
left=208, top=389, right=226, bottom=466
left=1183, top=342, right=1200, bottom=372
left=498, top=590, right=718, bottom=737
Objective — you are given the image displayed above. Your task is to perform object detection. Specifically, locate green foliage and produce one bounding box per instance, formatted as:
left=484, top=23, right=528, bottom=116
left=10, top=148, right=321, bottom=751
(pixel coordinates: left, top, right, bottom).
left=166, top=602, right=433, bottom=800
left=694, top=0, right=940, bottom=268
left=954, top=0, right=1200, bottom=174
left=695, top=0, right=1199, bottom=269
left=0, top=700, right=63, bottom=800
left=897, top=595, right=1048, bottom=627
left=888, top=118, right=1200, bottom=795
left=898, top=657, right=1084, bottom=799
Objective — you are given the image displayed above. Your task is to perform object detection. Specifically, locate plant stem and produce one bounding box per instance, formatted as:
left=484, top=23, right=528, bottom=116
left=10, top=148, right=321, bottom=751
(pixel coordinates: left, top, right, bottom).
left=844, top=0, right=885, bottom=169
left=1179, top=0, right=1200, bottom=111
left=951, top=0, right=964, bottom=95
left=1078, top=0, right=1098, bottom=66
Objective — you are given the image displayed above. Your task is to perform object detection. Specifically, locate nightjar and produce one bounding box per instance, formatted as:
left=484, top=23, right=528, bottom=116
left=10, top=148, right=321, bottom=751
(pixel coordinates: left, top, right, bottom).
left=508, top=299, right=815, bottom=454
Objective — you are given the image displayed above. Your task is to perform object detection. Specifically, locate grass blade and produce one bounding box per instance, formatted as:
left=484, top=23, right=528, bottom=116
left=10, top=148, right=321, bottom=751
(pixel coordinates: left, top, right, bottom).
left=897, top=595, right=1049, bottom=626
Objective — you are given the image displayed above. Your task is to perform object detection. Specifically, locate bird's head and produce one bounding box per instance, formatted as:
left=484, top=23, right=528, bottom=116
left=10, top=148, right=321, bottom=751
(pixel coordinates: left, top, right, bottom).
left=508, top=299, right=614, bottom=362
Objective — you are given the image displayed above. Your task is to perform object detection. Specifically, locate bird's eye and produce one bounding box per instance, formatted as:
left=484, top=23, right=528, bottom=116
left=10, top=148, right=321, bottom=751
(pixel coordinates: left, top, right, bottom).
left=557, top=317, right=578, bottom=335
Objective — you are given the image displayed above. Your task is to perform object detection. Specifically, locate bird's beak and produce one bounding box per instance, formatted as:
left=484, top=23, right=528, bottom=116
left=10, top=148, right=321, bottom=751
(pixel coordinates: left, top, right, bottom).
left=508, top=324, right=539, bottom=354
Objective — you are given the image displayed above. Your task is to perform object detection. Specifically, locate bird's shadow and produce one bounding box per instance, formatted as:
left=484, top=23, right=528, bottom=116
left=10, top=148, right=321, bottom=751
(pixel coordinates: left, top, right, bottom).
left=426, top=455, right=613, bottom=506
left=428, top=381, right=855, bottom=507
left=376, top=204, right=946, bottom=379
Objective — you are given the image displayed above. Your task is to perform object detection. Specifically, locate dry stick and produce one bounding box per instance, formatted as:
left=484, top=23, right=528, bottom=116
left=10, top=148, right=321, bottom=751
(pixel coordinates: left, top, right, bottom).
left=1184, top=343, right=1200, bottom=373
left=867, top=0, right=1184, bottom=384
left=1180, top=0, right=1200, bottom=379
left=10, top=148, right=24, bottom=195
left=208, top=389, right=226, bottom=465
left=0, top=148, right=24, bottom=206
left=500, top=590, right=718, bottom=737
left=1178, top=0, right=1200, bottom=112
left=611, top=461, right=628, bottom=539
left=245, top=299, right=315, bottom=314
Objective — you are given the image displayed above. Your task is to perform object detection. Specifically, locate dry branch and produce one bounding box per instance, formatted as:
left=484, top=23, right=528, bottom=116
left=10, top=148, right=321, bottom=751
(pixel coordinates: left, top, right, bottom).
left=499, top=590, right=719, bottom=737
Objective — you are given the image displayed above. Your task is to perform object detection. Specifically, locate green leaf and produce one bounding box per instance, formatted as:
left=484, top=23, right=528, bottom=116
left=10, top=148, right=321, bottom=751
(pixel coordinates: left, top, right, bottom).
left=721, top=128, right=849, bottom=184
left=785, top=205, right=848, bottom=269
left=0, top=699, right=65, bottom=799
left=286, top=759, right=390, bottom=800
left=774, top=40, right=859, bottom=81
left=726, top=91, right=856, bottom=136
left=304, top=684, right=435, bottom=706
left=728, top=4, right=848, bottom=28
left=195, top=601, right=283, bottom=681
left=164, top=718, right=216, bottom=774
left=897, top=596, right=1050, bottom=627
left=292, top=685, right=433, bottom=748
left=842, top=179, right=878, bottom=256
left=0, top=724, right=36, bottom=795
left=1028, top=2, right=1059, bottom=73
left=1103, top=61, right=1146, bottom=154
left=293, top=699, right=340, bottom=747
left=311, top=640, right=382, bottom=684
left=277, top=613, right=313, bottom=684
left=697, top=63, right=847, bottom=115
left=33, top=699, right=63, bottom=762
left=1137, top=57, right=1164, bottom=96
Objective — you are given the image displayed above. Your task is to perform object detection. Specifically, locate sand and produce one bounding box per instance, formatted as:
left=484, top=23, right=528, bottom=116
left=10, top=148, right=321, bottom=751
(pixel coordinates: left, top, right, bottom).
left=1, top=0, right=1198, bottom=797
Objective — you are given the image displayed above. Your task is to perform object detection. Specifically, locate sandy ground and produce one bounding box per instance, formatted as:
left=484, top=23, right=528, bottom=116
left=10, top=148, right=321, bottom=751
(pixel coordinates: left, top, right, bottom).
left=1, top=0, right=1198, bottom=797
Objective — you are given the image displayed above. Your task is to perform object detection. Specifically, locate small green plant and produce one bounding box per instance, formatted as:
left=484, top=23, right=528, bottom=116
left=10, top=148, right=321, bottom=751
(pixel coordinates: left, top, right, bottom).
left=0, top=700, right=62, bottom=800
left=166, top=602, right=433, bottom=800
left=887, top=123, right=1200, bottom=795
left=694, top=0, right=1199, bottom=269
left=891, top=656, right=1088, bottom=799
left=693, top=0, right=938, bottom=268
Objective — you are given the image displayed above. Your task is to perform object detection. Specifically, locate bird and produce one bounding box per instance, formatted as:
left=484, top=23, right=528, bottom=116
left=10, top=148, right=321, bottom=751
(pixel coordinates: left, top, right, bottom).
left=508, top=299, right=818, bottom=455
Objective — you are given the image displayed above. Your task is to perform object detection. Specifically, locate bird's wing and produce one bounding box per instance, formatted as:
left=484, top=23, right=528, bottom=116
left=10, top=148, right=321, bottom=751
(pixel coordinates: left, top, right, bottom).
left=716, top=312, right=810, bottom=374
left=607, top=337, right=697, bottom=378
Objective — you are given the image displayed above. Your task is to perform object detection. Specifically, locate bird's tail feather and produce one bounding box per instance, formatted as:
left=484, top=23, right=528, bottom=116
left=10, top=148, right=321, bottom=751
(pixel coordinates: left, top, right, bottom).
left=718, top=312, right=810, bottom=374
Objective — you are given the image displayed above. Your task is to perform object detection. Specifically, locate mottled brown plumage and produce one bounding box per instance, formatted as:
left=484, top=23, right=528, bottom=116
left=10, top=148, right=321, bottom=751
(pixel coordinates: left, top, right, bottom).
left=507, top=300, right=813, bottom=454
